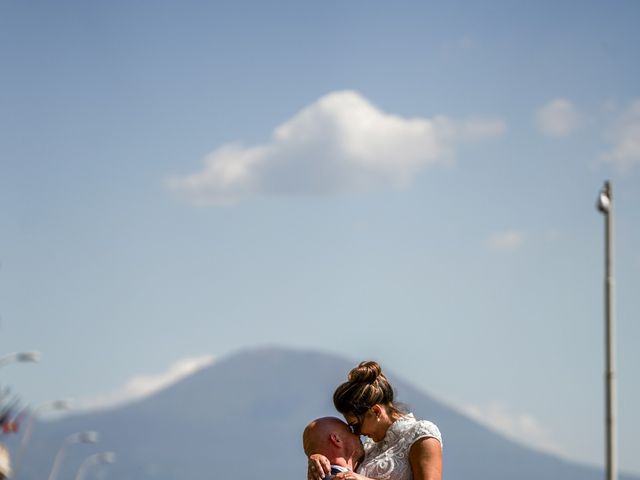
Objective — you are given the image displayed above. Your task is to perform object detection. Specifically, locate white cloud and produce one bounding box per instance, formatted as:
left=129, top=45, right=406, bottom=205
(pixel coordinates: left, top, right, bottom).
left=168, top=90, right=506, bottom=206
left=487, top=230, right=525, bottom=251
left=458, top=401, right=564, bottom=456
left=600, top=98, right=640, bottom=173
left=535, top=98, right=584, bottom=137
left=77, top=355, right=215, bottom=412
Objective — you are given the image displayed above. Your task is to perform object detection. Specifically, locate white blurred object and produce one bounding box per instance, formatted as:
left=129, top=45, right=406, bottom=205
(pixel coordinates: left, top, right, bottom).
left=0, top=443, right=11, bottom=478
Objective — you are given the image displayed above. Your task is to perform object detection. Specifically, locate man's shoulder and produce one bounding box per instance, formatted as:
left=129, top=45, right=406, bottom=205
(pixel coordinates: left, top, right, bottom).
left=323, top=465, right=349, bottom=480
left=331, top=465, right=349, bottom=474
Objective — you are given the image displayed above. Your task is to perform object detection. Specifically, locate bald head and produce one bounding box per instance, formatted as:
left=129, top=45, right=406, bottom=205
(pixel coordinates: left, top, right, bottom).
left=303, top=417, right=348, bottom=456
left=302, top=416, right=364, bottom=471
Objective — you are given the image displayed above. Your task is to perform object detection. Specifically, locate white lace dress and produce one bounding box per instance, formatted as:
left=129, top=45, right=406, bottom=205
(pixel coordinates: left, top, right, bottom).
left=358, top=413, right=442, bottom=480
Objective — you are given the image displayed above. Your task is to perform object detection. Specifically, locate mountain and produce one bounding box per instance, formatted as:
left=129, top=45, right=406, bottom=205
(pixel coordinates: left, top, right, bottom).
left=9, top=346, right=639, bottom=480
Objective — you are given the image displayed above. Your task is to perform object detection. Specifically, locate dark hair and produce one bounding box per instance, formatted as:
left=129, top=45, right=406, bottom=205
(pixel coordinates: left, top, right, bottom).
left=333, top=361, right=402, bottom=416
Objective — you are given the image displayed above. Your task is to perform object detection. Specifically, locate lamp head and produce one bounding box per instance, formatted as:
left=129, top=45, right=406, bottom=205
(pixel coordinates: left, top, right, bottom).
left=79, top=431, right=99, bottom=443
left=97, top=452, right=116, bottom=464
left=597, top=192, right=610, bottom=214
left=16, top=351, right=41, bottom=363
left=597, top=182, right=611, bottom=214
left=51, top=399, right=73, bottom=411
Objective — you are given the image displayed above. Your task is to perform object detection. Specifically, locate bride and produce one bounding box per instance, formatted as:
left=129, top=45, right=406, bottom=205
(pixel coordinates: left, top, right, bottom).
left=308, top=361, right=442, bottom=480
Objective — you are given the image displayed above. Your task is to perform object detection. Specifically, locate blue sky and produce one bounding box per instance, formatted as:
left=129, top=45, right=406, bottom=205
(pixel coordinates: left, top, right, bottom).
left=1, top=0, right=639, bottom=474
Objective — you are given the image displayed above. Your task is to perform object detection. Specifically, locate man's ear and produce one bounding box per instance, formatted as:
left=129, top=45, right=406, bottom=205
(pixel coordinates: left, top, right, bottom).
left=329, top=432, right=342, bottom=446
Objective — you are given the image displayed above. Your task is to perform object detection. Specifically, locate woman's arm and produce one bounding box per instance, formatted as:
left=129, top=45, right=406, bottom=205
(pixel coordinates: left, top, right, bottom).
left=409, top=437, right=442, bottom=480
left=308, top=453, right=331, bottom=480
left=309, top=456, right=375, bottom=480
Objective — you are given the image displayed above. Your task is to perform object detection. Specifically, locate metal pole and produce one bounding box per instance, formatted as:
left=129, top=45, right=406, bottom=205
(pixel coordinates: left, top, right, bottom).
left=75, top=452, right=116, bottom=480
left=47, top=431, right=98, bottom=480
left=598, top=180, right=616, bottom=480
left=74, top=456, right=96, bottom=480
left=13, top=399, right=72, bottom=480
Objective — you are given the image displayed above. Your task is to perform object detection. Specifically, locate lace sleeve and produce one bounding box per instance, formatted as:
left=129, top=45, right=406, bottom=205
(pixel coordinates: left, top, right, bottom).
left=411, top=420, right=443, bottom=448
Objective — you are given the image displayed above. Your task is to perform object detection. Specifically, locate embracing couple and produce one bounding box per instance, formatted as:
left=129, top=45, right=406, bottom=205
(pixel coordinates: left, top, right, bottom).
left=303, top=361, right=442, bottom=480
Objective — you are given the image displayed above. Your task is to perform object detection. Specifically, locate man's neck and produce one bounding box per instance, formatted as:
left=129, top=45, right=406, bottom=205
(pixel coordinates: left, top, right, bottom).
left=331, top=456, right=355, bottom=471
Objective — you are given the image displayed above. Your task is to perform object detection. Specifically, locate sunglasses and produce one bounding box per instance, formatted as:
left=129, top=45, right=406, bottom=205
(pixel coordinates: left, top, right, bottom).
left=347, top=418, right=361, bottom=435
left=347, top=410, right=368, bottom=435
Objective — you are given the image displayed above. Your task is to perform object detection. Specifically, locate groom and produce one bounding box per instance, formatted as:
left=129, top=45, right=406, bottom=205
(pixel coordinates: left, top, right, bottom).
left=303, top=417, right=364, bottom=479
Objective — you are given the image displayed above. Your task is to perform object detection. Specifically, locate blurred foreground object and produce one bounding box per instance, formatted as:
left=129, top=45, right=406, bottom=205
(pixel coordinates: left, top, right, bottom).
left=0, top=388, right=26, bottom=435
left=0, top=443, right=10, bottom=479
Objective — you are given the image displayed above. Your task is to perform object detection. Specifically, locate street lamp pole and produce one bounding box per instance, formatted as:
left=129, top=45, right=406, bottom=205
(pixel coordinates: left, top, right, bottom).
left=13, top=399, right=73, bottom=479
left=74, top=452, right=116, bottom=480
left=47, top=431, right=99, bottom=480
left=597, top=180, right=616, bottom=480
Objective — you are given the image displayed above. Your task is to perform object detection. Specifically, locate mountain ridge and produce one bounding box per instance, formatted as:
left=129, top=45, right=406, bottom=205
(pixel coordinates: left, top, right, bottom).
left=10, top=346, right=638, bottom=480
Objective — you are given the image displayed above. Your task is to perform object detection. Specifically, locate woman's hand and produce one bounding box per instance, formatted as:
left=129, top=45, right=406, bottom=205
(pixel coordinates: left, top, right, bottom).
left=308, top=453, right=331, bottom=480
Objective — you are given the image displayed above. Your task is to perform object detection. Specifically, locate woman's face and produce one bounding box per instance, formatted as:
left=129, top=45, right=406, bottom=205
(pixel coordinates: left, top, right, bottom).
left=345, top=408, right=387, bottom=442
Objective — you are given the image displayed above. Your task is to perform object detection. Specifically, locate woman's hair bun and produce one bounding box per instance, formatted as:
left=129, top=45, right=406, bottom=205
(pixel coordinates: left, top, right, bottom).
left=333, top=360, right=399, bottom=415
left=348, top=360, right=382, bottom=383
